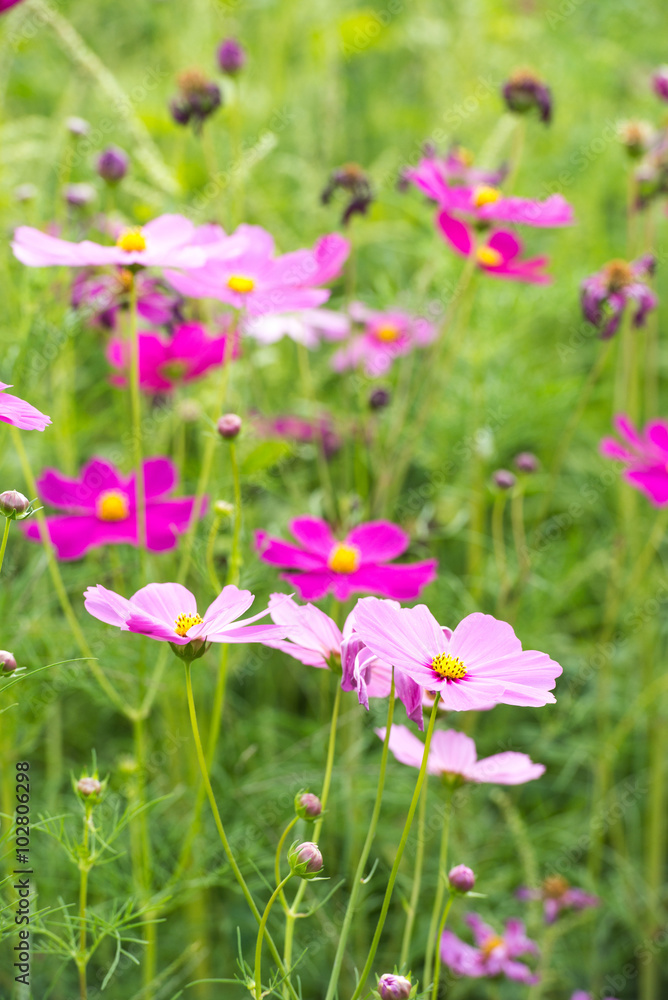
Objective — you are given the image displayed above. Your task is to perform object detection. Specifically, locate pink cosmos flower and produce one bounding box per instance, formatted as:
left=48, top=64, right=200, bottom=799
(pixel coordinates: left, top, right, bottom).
left=437, top=213, right=551, bottom=283
left=12, top=214, right=207, bottom=270
left=331, top=302, right=436, bottom=376
left=72, top=269, right=183, bottom=331
left=378, top=725, right=545, bottom=784
left=84, top=582, right=285, bottom=647
left=517, top=876, right=599, bottom=923
left=255, top=517, right=437, bottom=601
left=581, top=256, right=656, bottom=339
left=0, top=0, right=24, bottom=10
left=243, top=308, right=350, bottom=347
left=440, top=914, right=539, bottom=984
left=572, top=993, right=619, bottom=1000
left=22, top=457, right=203, bottom=560
left=600, top=414, right=668, bottom=505
left=107, top=322, right=237, bottom=393
left=352, top=598, right=562, bottom=711
left=165, top=226, right=350, bottom=316
left=0, top=382, right=51, bottom=431
left=421, top=183, right=573, bottom=228
left=253, top=413, right=342, bottom=458
left=403, top=150, right=507, bottom=201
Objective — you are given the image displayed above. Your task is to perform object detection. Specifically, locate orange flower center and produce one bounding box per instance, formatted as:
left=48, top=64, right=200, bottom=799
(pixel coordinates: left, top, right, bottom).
left=472, top=185, right=501, bottom=208
left=431, top=652, right=467, bottom=680
left=96, top=490, right=130, bottom=522
left=327, top=543, right=361, bottom=574
left=174, top=612, right=203, bottom=637
left=543, top=875, right=569, bottom=898
left=116, top=229, right=147, bottom=253
left=477, top=245, right=503, bottom=267
left=481, top=935, right=504, bottom=957
left=227, top=274, right=255, bottom=293
left=375, top=324, right=400, bottom=343
left=604, top=259, right=633, bottom=292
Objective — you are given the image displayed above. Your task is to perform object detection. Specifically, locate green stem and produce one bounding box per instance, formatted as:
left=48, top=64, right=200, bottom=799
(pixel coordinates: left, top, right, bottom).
left=491, top=491, right=509, bottom=610
left=128, top=273, right=147, bottom=576
left=351, top=697, right=441, bottom=1000
left=228, top=441, right=242, bottom=586
left=325, top=675, right=396, bottom=1000
left=0, top=518, right=10, bottom=575
left=275, top=816, right=298, bottom=912
left=183, top=661, right=299, bottom=1000
left=399, top=777, right=427, bottom=969
left=133, top=716, right=156, bottom=996
left=423, top=789, right=452, bottom=987
left=255, top=875, right=294, bottom=1000
left=78, top=805, right=92, bottom=1000
left=205, top=513, right=223, bottom=593
left=431, top=894, right=455, bottom=1000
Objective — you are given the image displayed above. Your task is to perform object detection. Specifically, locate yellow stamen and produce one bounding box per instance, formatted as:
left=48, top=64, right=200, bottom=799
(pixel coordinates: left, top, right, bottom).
left=476, top=245, right=503, bottom=268
left=96, top=490, right=130, bottom=522
left=481, top=935, right=504, bottom=957
left=431, top=651, right=467, bottom=680
left=472, top=185, right=501, bottom=208
left=116, top=229, right=147, bottom=253
left=375, top=324, right=400, bottom=343
left=543, top=875, right=569, bottom=898
left=227, top=274, right=255, bottom=293
left=327, top=543, right=361, bottom=574
left=174, top=612, right=204, bottom=637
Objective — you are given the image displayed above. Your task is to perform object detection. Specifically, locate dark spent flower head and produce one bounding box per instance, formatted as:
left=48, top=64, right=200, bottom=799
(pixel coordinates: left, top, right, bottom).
left=0, top=651, right=17, bottom=674
left=514, top=451, right=539, bottom=473
left=493, top=469, right=516, bottom=490
left=288, top=840, right=324, bottom=879
left=369, top=387, right=391, bottom=410
left=217, top=37, right=246, bottom=75
left=0, top=490, right=30, bottom=518
left=96, top=146, right=129, bottom=183
left=448, top=864, right=476, bottom=893
left=217, top=413, right=242, bottom=439
left=618, top=120, right=655, bottom=159
left=171, top=69, right=222, bottom=130
left=295, top=791, right=322, bottom=820
left=377, top=974, right=412, bottom=1000
left=321, top=162, right=373, bottom=225
left=502, top=68, right=552, bottom=124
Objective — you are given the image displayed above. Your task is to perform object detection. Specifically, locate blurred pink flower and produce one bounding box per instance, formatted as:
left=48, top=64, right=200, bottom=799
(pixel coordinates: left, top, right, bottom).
left=437, top=213, right=550, bottom=283
left=84, top=582, right=285, bottom=646
left=0, top=382, right=51, bottom=431
left=256, top=517, right=437, bottom=601
left=352, top=598, right=562, bottom=711
left=571, top=993, right=618, bottom=1000
left=601, top=414, right=668, bottom=505
left=166, top=226, right=349, bottom=315
left=403, top=150, right=507, bottom=200
left=378, top=724, right=545, bottom=784
left=71, top=269, right=183, bottom=331
left=331, top=302, right=436, bottom=376
left=581, top=256, right=656, bottom=338
left=253, top=413, right=342, bottom=458
left=244, top=308, right=350, bottom=347
left=22, top=457, right=203, bottom=560
left=12, top=214, right=207, bottom=269
left=517, top=876, right=599, bottom=923
left=0, top=0, right=24, bottom=11
left=427, top=184, right=573, bottom=227
left=107, top=322, right=237, bottom=393
left=440, top=914, right=539, bottom=984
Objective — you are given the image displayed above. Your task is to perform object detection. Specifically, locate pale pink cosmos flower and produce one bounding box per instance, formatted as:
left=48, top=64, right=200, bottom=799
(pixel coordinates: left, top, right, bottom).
left=601, top=414, right=668, bottom=505
left=517, top=876, right=599, bottom=923
left=331, top=302, right=436, bottom=376
left=437, top=213, right=550, bottom=284
left=256, top=516, right=437, bottom=602
left=243, top=308, right=350, bottom=347
left=440, top=914, right=539, bottom=984
left=84, top=582, right=285, bottom=647
left=352, top=598, right=562, bottom=711
left=378, top=725, right=545, bottom=784
left=12, top=214, right=207, bottom=270
left=166, top=226, right=349, bottom=316
left=0, top=382, right=51, bottom=431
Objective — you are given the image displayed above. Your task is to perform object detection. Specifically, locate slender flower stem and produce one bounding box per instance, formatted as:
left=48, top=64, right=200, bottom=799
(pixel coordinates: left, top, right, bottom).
left=351, top=697, right=441, bottom=1000
left=255, top=875, right=294, bottom=1000
left=423, top=788, right=453, bottom=987
left=275, top=816, right=298, bottom=912
left=77, top=804, right=93, bottom=1000
left=491, top=491, right=509, bottom=611
left=128, top=273, right=147, bottom=576
left=228, top=441, right=242, bottom=586
left=325, top=675, right=396, bottom=1000
left=183, top=661, right=299, bottom=1000
left=510, top=483, right=530, bottom=597
left=133, top=715, right=157, bottom=997
left=431, top=894, right=455, bottom=1000
left=0, top=518, right=10, bottom=575
left=399, top=777, right=427, bottom=969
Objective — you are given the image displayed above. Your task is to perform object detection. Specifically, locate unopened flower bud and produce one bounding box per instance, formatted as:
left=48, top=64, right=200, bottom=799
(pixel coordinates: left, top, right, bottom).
left=448, top=864, right=475, bottom=893
left=214, top=500, right=234, bottom=516
left=502, top=68, right=552, bottom=124
left=65, top=183, right=96, bottom=208
left=0, top=651, right=17, bottom=674
left=369, top=387, right=391, bottom=410
left=96, top=146, right=129, bottom=184
left=288, top=841, right=324, bottom=879
left=77, top=776, right=102, bottom=797
left=514, top=451, right=539, bottom=473
left=217, top=413, right=242, bottom=439
left=0, top=490, right=30, bottom=518
left=377, top=974, right=412, bottom=1000
left=295, top=791, right=322, bottom=821
left=14, top=183, right=37, bottom=204
left=177, top=399, right=201, bottom=423
left=117, top=755, right=138, bottom=776
left=493, top=469, right=516, bottom=490
left=66, top=116, right=90, bottom=137
left=652, top=66, right=668, bottom=102
left=217, top=37, right=246, bottom=75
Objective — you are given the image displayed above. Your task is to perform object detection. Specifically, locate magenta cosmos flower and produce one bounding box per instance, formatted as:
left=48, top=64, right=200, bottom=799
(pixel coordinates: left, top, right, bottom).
left=517, top=876, right=599, bottom=924
left=331, top=302, right=436, bottom=376
left=581, top=256, right=656, bottom=338
left=0, top=0, right=24, bottom=10
left=353, top=598, right=562, bottom=711
left=437, top=213, right=550, bottom=283
left=403, top=150, right=507, bottom=200
left=441, top=914, right=539, bottom=984
left=601, top=414, right=668, bottom=505
left=12, top=214, right=207, bottom=270
left=84, top=582, right=285, bottom=647
left=107, top=321, right=237, bottom=393
left=165, top=225, right=349, bottom=315
left=256, top=517, right=437, bottom=601
left=22, top=457, right=203, bottom=560
left=0, top=382, right=51, bottom=431
left=378, top=725, right=545, bottom=785
left=72, top=269, right=183, bottom=331
left=419, top=183, right=573, bottom=228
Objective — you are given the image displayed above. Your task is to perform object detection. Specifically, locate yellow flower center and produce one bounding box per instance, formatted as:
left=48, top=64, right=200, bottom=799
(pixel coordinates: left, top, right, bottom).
left=481, top=935, right=504, bottom=957
left=476, top=245, right=503, bottom=268
left=431, top=652, right=467, bottom=680
left=472, top=185, right=501, bottom=208
left=116, top=229, right=147, bottom=253
left=327, top=543, right=361, bottom=574
left=543, top=875, right=569, bottom=898
left=174, top=612, right=204, bottom=637
left=227, top=274, right=255, bottom=293
left=375, top=324, right=400, bottom=343
left=96, top=490, right=130, bottom=522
